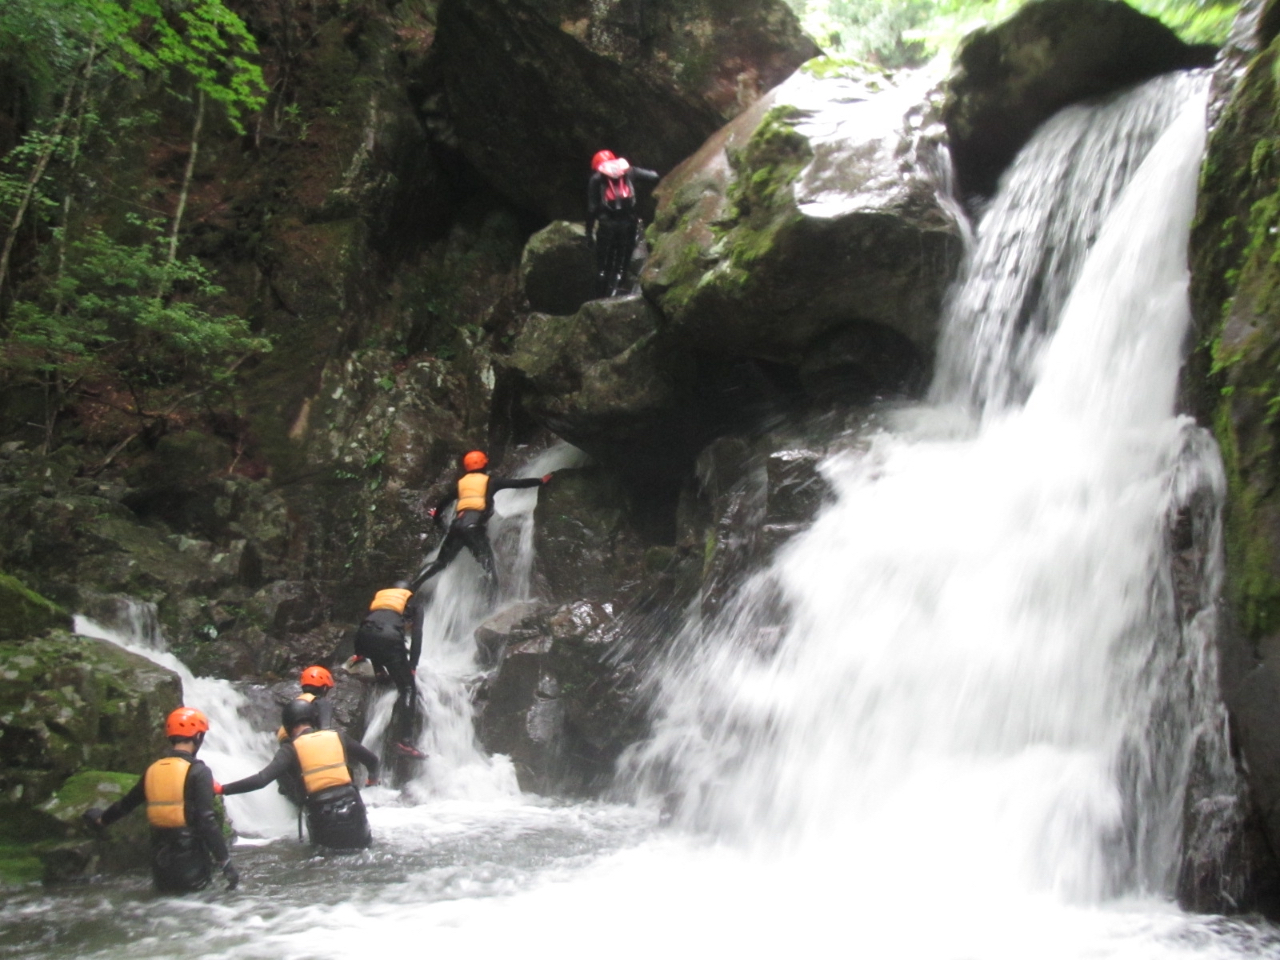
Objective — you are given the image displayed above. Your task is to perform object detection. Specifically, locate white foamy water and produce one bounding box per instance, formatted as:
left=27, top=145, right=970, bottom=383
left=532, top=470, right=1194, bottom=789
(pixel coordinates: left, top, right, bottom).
left=363, top=442, right=590, bottom=800
left=74, top=605, right=296, bottom=839
left=7, top=74, right=1278, bottom=960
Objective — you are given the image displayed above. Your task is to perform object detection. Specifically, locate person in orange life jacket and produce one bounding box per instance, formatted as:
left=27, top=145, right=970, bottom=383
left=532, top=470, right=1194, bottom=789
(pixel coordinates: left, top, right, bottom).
left=83, top=707, right=238, bottom=893
left=276, top=664, right=336, bottom=742
left=351, top=581, right=425, bottom=759
left=218, top=698, right=380, bottom=850
left=586, top=149, right=659, bottom=298
left=412, top=450, right=551, bottom=594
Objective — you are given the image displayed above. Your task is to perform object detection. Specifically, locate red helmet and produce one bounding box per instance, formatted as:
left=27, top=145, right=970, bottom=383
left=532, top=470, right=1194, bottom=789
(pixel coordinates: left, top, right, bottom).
left=591, top=149, right=617, bottom=172
left=463, top=450, right=489, bottom=472
left=300, top=665, right=334, bottom=689
left=165, top=707, right=210, bottom=739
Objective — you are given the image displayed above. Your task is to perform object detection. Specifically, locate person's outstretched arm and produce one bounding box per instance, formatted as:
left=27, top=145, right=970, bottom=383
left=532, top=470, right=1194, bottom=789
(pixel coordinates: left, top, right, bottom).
left=94, top=776, right=146, bottom=826
left=219, top=745, right=294, bottom=795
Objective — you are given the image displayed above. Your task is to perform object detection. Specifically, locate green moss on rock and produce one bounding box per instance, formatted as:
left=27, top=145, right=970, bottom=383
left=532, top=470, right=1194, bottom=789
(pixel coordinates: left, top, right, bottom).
left=0, top=572, right=71, bottom=642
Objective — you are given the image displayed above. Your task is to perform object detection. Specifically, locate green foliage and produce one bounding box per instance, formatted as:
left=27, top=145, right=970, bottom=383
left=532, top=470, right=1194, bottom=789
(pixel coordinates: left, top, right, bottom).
left=783, top=0, right=1237, bottom=68
left=2, top=217, right=270, bottom=391
left=0, top=0, right=265, bottom=131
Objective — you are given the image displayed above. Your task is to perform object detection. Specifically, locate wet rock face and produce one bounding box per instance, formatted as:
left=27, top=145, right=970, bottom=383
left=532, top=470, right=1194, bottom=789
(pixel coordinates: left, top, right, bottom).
left=0, top=572, right=71, bottom=643
left=475, top=600, right=644, bottom=794
left=944, top=0, right=1217, bottom=198
left=643, top=68, right=963, bottom=372
left=0, top=631, right=181, bottom=879
left=430, top=0, right=818, bottom=220
left=1189, top=20, right=1280, bottom=913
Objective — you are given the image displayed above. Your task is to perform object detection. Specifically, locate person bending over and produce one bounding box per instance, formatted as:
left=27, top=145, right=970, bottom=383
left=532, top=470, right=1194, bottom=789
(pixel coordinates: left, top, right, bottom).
left=352, top=581, right=425, bottom=760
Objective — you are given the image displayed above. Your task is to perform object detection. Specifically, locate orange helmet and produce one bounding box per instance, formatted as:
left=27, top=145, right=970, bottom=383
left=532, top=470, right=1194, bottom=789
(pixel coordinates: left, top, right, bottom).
left=300, top=665, right=334, bottom=689
left=591, top=149, right=616, bottom=172
left=165, top=707, right=210, bottom=739
left=463, top=450, right=488, bottom=472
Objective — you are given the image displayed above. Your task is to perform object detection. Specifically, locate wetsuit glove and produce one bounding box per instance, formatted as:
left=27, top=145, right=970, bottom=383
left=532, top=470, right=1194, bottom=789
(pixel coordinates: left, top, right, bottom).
left=82, top=808, right=105, bottom=831
left=541, top=474, right=553, bottom=484
left=213, top=781, right=224, bottom=795
left=221, top=860, right=239, bottom=890
left=365, top=777, right=379, bottom=787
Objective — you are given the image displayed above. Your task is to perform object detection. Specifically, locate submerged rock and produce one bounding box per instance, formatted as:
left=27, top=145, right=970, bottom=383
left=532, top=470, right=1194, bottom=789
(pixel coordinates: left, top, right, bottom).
left=944, top=0, right=1217, bottom=197
left=643, top=66, right=963, bottom=375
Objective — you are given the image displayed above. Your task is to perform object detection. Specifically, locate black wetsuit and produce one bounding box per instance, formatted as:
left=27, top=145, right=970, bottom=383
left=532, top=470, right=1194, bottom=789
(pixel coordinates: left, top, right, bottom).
left=221, top=730, right=380, bottom=850
left=352, top=599, right=422, bottom=745
left=413, top=472, right=545, bottom=592
left=99, top=749, right=229, bottom=893
left=587, top=165, right=659, bottom=297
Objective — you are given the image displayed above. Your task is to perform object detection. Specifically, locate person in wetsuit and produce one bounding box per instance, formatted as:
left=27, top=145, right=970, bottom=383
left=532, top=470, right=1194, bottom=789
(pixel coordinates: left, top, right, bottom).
left=351, top=581, right=425, bottom=759
left=586, top=149, right=659, bottom=298
left=84, top=707, right=238, bottom=893
left=276, top=664, right=336, bottom=741
left=219, top=699, right=380, bottom=851
left=412, top=450, right=551, bottom=595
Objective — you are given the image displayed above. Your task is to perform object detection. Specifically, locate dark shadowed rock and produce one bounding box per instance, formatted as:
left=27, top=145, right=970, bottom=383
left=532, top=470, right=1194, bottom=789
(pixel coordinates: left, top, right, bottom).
left=944, top=0, right=1217, bottom=197
left=0, top=572, right=70, bottom=642
left=643, top=67, right=962, bottom=372
left=430, top=0, right=819, bottom=220
left=520, top=221, right=596, bottom=316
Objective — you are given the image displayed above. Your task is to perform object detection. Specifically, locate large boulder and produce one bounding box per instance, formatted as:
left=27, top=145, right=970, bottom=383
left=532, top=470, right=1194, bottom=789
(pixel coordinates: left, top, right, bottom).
left=519, top=221, right=595, bottom=316
left=475, top=600, right=645, bottom=794
left=429, top=0, right=819, bottom=219
left=642, top=66, right=963, bottom=373
left=944, top=0, right=1217, bottom=197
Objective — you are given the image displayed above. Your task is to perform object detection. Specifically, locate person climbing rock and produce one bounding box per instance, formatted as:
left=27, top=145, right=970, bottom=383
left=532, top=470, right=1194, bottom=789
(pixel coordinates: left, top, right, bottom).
left=218, top=698, right=380, bottom=851
left=586, top=149, right=659, bottom=298
left=413, top=450, right=551, bottom=596
left=83, top=707, right=238, bottom=893
left=352, top=581, right=426, bottom=760
left=275, top=664, right=336, bottom=742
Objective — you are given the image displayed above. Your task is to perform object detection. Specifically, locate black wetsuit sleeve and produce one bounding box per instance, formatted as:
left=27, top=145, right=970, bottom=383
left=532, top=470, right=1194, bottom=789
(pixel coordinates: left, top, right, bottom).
left=220, top=744, right=295, bottom=795
left=317, top=697, right=335, bottom=731
left=631, top=167, right=660, bottom=185
left=341, top=732, right=381, bottom=780
left=406, top=600, right=423, bottom=670
left=99, top=776, right=147, bottom=826
left=186, top=760, right=230, bottom=863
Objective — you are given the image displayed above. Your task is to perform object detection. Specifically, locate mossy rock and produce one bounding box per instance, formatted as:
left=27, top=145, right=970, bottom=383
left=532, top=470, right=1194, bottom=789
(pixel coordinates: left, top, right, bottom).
left=643, top=68, right=962, bottom=371
left=0, top=632, right=181, bottom=808
left=37, top=770, right=150, bottom=880
left=0, top=572, right=71, bottom=642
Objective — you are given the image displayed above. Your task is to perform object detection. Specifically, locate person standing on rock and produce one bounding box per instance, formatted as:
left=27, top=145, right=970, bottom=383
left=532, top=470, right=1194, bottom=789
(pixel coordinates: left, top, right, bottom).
left=413, top=449, right=551, bottom=597
left=351, top=581, right=426, bottom=760
left=218, top=698, right=380, bottom=851
left=84, top=707, right=239, bottom=893
left=586, top=149, right=659, bottom=298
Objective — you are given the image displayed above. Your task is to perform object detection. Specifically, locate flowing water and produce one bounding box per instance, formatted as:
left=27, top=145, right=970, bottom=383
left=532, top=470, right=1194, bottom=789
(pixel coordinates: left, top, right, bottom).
left=5, top=73, right=1280, bottom=960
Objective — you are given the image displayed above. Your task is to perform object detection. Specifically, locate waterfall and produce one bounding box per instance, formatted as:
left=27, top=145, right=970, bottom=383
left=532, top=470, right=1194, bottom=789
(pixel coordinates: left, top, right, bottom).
left=74, top=603, right=297, bottom=838
left=363, top=442, right=589, bottom=800
left=625, top=72, right=1231, bottom=904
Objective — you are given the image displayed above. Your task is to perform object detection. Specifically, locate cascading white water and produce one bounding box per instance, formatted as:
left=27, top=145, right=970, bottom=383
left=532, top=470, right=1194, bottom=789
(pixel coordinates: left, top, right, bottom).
left=73, top=603, right=296, bottom=838
left=361, top=442, right=590, bottom=800
left=10, top=74, right=1278, bottom=960
left=622, top=72, right=1228, bottom=910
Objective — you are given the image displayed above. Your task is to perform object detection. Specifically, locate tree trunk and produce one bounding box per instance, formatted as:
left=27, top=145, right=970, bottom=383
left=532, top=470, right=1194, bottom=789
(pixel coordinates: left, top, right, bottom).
left=164, top=88, right=206, bottom=280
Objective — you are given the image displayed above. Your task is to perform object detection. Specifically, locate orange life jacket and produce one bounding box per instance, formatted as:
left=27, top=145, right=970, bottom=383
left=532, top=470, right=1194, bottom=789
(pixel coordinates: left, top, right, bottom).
left=369, top=588, right=412, bottom=614
left=294, top=730, right=352, bottom=795
left=456, top=472, right=490, bottom=513
left=277, top=691, right=318, bottom=742
left=144, top=756, right=191, bottom=828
